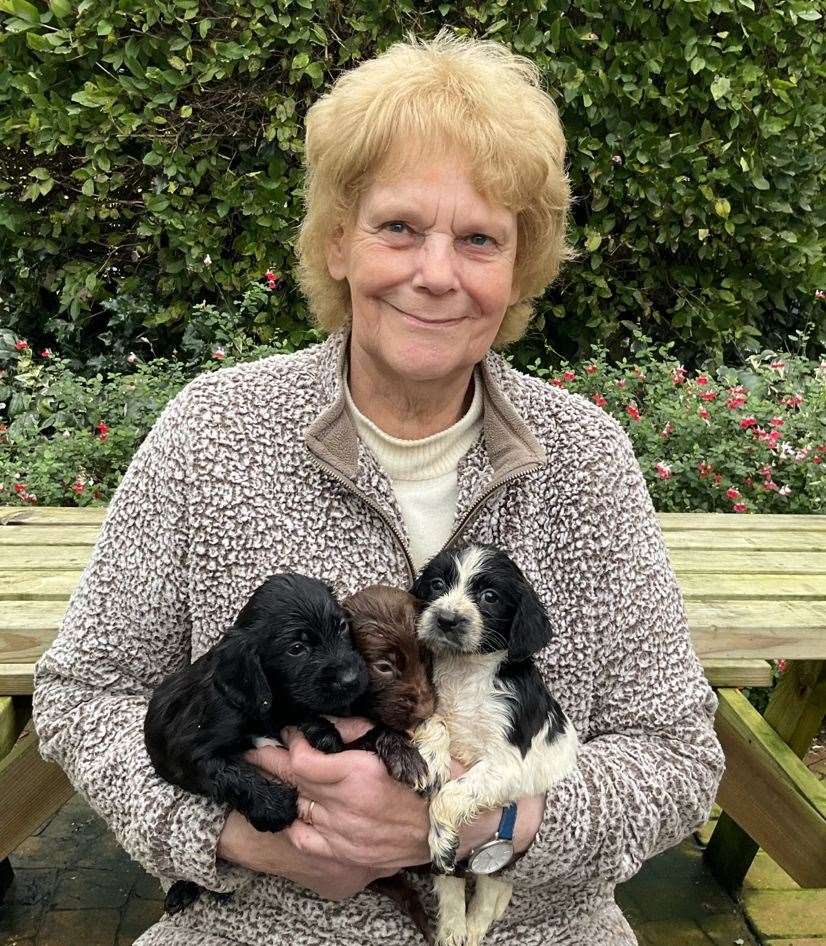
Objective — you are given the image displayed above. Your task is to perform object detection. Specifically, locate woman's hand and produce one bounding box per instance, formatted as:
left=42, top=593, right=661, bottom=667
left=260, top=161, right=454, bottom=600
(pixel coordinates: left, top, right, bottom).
left=258, top=721, right=434, bottom=872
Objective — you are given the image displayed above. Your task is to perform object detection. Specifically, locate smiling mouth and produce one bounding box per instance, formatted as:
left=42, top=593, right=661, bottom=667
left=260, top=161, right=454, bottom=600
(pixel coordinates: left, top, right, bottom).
left=387, top=302, right=465, bottom=327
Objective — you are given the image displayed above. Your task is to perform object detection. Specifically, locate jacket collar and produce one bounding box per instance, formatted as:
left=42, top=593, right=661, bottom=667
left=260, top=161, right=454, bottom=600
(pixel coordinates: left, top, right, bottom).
left=304, top=329, right=546, bottom=485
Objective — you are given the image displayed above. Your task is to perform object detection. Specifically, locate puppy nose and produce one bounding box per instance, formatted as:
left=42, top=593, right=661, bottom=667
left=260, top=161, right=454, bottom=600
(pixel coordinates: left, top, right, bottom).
left=436, top=610, right=462, bottom=633
left=339, top=667, right=359, bottom=687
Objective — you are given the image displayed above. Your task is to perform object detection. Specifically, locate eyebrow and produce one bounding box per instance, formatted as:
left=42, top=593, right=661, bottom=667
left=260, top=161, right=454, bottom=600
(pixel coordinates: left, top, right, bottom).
left=367, top=204, right=512, bottom=241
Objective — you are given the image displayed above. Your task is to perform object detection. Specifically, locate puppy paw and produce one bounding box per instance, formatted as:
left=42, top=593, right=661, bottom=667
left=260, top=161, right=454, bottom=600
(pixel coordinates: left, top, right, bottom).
left=435, top=875, right=468, bottom=946
left=164, top=880, right=202, bottom=915
left=300, top=720, right=345, bottom=754
left=245, top=786, right=299, bottom=832
left=374, top=732, right=429, bottom=790
left=429, top=821, right=460, bottom=875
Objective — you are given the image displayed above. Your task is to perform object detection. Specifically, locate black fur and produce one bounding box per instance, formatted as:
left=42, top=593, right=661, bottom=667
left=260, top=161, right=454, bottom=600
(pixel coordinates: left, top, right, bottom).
left=495, top=660, right=568, bottom=758
left=144, top=572, right=369, bottom=914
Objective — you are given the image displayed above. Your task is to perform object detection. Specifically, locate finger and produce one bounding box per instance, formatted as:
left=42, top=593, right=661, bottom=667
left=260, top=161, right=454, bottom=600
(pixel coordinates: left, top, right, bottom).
left=287, top=732, right=353, bottom=785
left=296, top=795, right=327, bottom=830
left=283, top=818, right=332, bottom=860
left=324, top=715, right=375, bottom=742
left=243, top=744, right=295, bottom=783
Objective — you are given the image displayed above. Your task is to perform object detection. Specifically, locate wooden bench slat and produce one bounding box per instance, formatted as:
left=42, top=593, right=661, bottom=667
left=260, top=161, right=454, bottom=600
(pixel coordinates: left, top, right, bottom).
left=678, top=574, right=826, bottom=599
left=0, top=548, right=92, bottom=571
left=0, top=506, right=108, bottom=525
left=0, top=572, right=84, bottom=601
left=702, top=659, right=773, bottom=688
left=662, top=530, right=826, bottom=551
left=658, top=513, right=826, bottom=532
left=713, top=688, right=826, bottom=888
left=0, top=526, right=102, bottom=547
left=670, top=550, right=826, bottom=575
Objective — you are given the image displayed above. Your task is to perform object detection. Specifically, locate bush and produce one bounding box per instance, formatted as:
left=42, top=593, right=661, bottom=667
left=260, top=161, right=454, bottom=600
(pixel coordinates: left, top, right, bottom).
left=2, top=317, right=824, bottom=510
left=1, top=0, right=824, bottom=365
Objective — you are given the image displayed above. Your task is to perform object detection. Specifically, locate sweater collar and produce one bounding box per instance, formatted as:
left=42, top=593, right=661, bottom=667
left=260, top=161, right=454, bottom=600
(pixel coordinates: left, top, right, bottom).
left=304, top=328, right=546, bottom=485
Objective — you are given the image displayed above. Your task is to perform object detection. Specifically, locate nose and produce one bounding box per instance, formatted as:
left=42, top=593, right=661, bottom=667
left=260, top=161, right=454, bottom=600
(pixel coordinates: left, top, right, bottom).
left=412, top=235, right=458, bottom=296
left=436, top=610, right=463, bottom=634
left=339, top=667, right=359, bottom=687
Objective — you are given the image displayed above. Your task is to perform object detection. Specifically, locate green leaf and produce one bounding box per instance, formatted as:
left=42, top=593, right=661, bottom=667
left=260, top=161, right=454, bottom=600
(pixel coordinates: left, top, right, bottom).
left=198, top=18, right=211, bottom=38
left=714, top=198, right=731, bottom=218
left=752, top=173, right=770, bottom=190
left=585, top=231, right=602, bottom=252
left=180, top=104, right=192, bottom=118
left=710, top=77, right=731, bottom=102
left=81, top=178, right=94, bottom=196
left=48, top=0, right=71, bottom=17
left=292, top=52, right=309, bottom=70
left=0, top=0, right=39, bottom=22
left=142, top=151, right=163, bottom=166
left=796, top=9, right=821, bottom=20
left=168, top=55, right=186, bottom=71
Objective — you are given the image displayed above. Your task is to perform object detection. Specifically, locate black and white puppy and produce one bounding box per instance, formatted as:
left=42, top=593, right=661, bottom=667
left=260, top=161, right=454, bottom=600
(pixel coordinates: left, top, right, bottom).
left=144, top=572, right=369, bottom=914
left=410, top=544, right=578, bottom=946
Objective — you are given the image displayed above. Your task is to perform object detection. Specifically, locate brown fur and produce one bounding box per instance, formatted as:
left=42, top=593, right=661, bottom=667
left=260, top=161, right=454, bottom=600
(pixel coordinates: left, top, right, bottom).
left=342, top=585, right=437, bottom=944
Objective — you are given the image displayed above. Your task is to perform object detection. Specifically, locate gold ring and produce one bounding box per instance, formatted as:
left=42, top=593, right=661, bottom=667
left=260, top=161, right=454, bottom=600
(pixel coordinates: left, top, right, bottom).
left=305, top=799, right=316, bottom=826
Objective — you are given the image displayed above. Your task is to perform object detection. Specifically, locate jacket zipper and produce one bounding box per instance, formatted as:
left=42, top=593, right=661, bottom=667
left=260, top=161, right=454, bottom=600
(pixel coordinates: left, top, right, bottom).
left=309, top=452, right=541, bottom=584
left=307, top=452, right=417, bottom=584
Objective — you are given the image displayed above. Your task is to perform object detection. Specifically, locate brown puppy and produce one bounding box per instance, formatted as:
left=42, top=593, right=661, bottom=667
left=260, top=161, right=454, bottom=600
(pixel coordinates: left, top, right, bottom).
left=342, top=585, right=437, bottom=944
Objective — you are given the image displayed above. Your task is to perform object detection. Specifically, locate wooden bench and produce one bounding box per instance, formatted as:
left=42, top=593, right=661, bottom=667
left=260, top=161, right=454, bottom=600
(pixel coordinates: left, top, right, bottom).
left=1, top=506, right=825, bottom=902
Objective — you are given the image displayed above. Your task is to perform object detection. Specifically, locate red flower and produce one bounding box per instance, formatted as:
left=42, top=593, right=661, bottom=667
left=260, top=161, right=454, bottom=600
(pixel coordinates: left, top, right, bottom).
left=212, top=348, right=226, bottom=361
left=654, top=462, right=671, bottom=479
left=549, top=377, right=565, bottom=387
left=698, top=390, right=718, bottom=402
left=71, top=480, right=85, bottom=495
left=626, top=403, right=641, bottom=422
left=814, top=456, right=822, bottom=465
left=696, top=374, right=709, bottom=385
left=698, top=407, right=710, bottom=421
left=770, top=360, right=785, bottom=371
left=585, top=364, right=598, bottom=375
left=732, top=502, right=748, bottom=513
left=592, top=393, right=607, bottom=408
left=563, top=369, right=576, bottom=382
left=672, top=366, right=686, bottom=385
left=14, top=339, right=29, bottom=351
left=744, top=477, right=754, bottom=486
left=96, top=421, right=109, bottom=441
left=615, top=378, right=627, bottom=389
left=740, top=417, right=758, bottom=429
left=769, top=417, right=784, bottom=427
left=726, top=394, right=747, bottom=410
left=714, top=473, right=723, bottom=485
left=265, top=270, right=280, bottom=290
left=726, top=487, right=741, bottom=500
left=13, top=482, right=27, bottom=494
left=698, top=462, right=713, bottom=478
left=782, top=393, right=804, bottom=408
left=660, top=422, right=674, bottom=438
left=40, top=348, right=53, bottom=358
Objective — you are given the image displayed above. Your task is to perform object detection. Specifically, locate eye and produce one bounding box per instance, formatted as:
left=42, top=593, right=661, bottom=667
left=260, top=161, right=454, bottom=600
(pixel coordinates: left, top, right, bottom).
left=373, top=660, right=396, bottom=678
left=383, top=221, right=413, bottom=235
left=430, top=578, right=447, bottom=595
left=465, top=233, right=494, bottom=247
left=287, top=642, right=308, bottom=657
left=338, top=618, right=349, bottom=636
left=481, top=589, right=500, bottom=605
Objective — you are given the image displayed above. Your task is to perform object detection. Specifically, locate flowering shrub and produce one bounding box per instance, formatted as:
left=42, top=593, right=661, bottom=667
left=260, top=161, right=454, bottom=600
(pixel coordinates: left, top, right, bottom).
left=1, top=322, right=824, bottom=511
left=523, top=326, right=825, bottom=514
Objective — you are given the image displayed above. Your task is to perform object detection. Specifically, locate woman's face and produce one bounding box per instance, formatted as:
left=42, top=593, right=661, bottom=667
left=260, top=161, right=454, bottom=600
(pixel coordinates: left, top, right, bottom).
left=325, top=151, right=519, bottom=384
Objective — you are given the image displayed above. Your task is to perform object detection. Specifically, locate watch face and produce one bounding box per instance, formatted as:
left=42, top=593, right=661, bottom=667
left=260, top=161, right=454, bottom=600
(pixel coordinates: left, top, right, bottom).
left=468, top=840, right=514, bottom=875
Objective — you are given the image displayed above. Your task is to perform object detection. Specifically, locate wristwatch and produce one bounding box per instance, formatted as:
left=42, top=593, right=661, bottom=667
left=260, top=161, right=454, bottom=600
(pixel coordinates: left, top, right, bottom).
left=465, top=803, right=517, bottom=875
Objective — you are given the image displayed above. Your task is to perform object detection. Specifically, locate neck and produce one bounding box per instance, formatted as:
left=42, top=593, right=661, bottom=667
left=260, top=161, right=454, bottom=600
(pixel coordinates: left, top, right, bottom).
left=347, top=338, right=476, bottom=440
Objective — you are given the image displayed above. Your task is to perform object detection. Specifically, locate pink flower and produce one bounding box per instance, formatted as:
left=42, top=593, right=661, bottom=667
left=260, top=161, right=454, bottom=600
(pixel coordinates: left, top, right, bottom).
left=770, top=360, right=785, bottom=371
left=778, top=484, right=791, bottom=496
left=698, top=390, right=718, bottom=402
left=698, top=407, right=710, bottom=421
left=672, top=366, right=686, bottom=385
left=696, top=374, right=709, bottom=385
left=726, top=487, right=741, bottom=500
left=549, top=377, right=565, bottom=387
left=71, top=480, right=85, bottom=495
left=14, top=340, right=29, bottom=351
left=660, top=422, right=674, bottom=439
left=783, top=393, right=804, bottom=408
left=592, top=393, right=607, bottom=408
left=769, top=417, right=784, bottom=427
left=265, top=269, right=280, bottom=290
left=96, top=421, right=109, bottom=442
left=655, top=462, right=671, bottom=479
left=732, top=502, right=748, bottom=513
left=585, top=364, right=598, bottom=375
left=714, top=473, right=723, bottom=485
left=212, top=348, right=226, bottom=361
left=740, top=416, right=758, bottom=429
left=615, top=378, right=627, bottom=389
left=776, top=659, right=788, bottom=673
left=563, top=369, right=576, bottom=382
left=626, top=403, right=641, bottom=422
left=40, top=348, right=53, bottom=358
left=727, top=392, right=748, bottom=410
left=698, top=462, right=713, bottom=478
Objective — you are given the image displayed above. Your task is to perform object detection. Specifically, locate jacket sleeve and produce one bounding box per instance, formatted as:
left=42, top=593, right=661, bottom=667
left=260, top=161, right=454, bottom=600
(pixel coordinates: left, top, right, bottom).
left=508, top=416, right=725, bottom=887
left=32, top=378, right=248, bottom=892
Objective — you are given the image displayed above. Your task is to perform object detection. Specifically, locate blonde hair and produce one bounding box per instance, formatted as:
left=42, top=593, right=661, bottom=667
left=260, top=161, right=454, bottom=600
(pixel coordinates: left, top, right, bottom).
left=296, top=29, right=575, bottom=347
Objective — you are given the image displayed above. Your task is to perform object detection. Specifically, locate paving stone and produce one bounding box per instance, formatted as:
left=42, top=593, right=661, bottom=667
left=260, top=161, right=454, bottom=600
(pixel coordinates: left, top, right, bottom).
left=39, top=795, right=105, bottom=842
left=742, top=889, right=826, bottom=939
left=52, top=868, right=132, bottom=911
left=37, top=908, right=120, bottom=946
left=3, top=868, right=58, bottom=907
left=697, top=910, right=759, bottom=944
left=115, top=894, right=164, bottom=945
left=0, top=901, right=45, bottom=941
left=634, top=919, right=716, bottom=944
left=765, top=940, right=826, bottom=945
left=130, top=870, right=163, bottom=901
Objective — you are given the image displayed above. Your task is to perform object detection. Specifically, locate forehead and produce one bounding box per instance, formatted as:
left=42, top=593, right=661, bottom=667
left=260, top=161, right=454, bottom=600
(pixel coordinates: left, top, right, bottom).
left=361, top=150, right=516, bottom=237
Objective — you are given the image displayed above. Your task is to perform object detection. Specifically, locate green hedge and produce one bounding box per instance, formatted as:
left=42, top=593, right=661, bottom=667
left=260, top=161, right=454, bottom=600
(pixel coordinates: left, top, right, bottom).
left=1, top=0, right=824, bottom=366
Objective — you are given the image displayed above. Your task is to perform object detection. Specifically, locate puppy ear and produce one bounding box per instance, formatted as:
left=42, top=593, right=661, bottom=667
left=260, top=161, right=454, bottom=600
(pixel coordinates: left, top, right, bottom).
left=213, top=638, right=273, bottom=717
left=508, top=584, right=553, bottom=662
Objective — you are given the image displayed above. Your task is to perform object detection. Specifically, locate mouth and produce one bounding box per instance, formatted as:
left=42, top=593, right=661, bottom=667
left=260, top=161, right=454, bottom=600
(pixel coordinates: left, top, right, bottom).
left=386, top=301, right=466, bottom=329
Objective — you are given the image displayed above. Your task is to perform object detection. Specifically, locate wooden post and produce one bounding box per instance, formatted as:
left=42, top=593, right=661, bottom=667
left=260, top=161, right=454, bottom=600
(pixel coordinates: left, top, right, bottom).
left=705, top=661, right=826, bottom=892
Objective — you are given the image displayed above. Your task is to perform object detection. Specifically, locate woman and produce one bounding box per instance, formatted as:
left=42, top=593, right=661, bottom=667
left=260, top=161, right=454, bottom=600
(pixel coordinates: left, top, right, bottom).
left=32, top=31, right=724, bottom=946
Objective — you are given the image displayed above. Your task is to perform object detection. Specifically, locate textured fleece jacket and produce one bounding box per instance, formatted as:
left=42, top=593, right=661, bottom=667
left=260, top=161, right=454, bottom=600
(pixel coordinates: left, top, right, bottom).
left=32, top=329, right=725, bottom=946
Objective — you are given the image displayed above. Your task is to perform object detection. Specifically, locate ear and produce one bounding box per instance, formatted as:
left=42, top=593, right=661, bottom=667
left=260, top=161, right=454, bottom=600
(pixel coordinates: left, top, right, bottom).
left=508, top=584, right=553, bottom=662
left=213, top=638, right=273, bottom=718
left=325, top=224, right=347, bottom=281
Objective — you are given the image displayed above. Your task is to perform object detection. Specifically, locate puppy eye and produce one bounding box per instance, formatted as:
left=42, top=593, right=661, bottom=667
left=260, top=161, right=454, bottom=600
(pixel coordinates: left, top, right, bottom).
left=430, top=578, right=447, bottom=595
left=288, top=642, right=308, bottom=657
left=373, top=660, right=396, bottom=677
left=481, top=589, right=500, bottom=604
left=338, top=618, right=349, bottom=636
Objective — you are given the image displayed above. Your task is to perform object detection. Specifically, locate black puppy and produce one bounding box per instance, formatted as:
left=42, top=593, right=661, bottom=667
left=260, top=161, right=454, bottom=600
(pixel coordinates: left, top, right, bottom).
left=144, top=572, right=369, bottom=914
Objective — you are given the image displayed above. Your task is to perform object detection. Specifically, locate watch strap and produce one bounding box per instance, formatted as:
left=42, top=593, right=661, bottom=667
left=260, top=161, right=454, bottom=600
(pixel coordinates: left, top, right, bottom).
left=497, top=802, right=517, bottom=842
